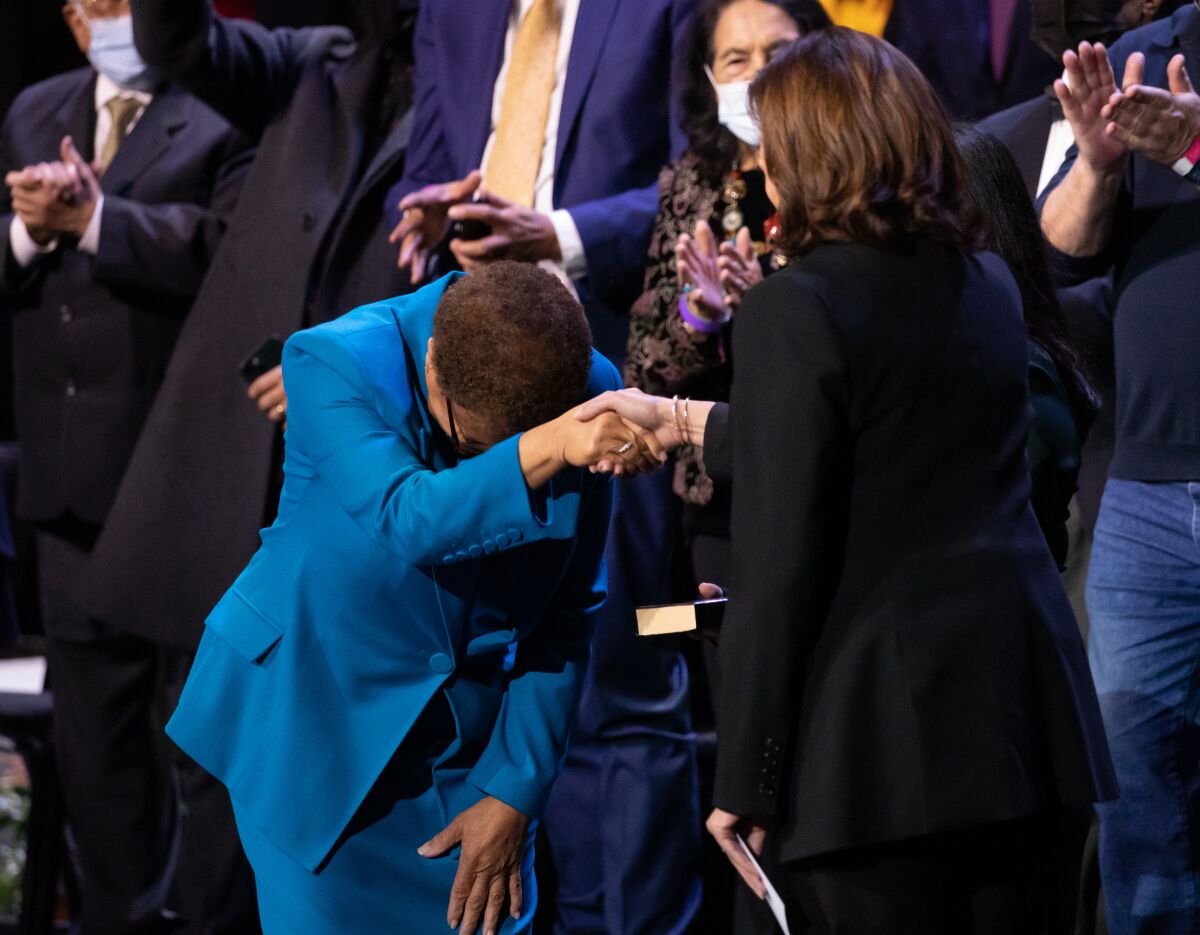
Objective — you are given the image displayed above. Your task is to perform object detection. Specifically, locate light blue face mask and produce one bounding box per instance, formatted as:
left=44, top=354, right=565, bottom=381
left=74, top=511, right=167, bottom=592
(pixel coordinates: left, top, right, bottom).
left=87, top=14, right=159, bottom=92
left=705, top=65, right=761, bottom=149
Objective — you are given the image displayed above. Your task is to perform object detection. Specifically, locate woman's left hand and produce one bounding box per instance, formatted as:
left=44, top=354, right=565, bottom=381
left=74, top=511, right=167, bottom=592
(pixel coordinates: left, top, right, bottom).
left=706, top=807, right=769, bottom=900
left=717, top=227, right=763, bottom=308
left=419, top=796, right=530, bottom=934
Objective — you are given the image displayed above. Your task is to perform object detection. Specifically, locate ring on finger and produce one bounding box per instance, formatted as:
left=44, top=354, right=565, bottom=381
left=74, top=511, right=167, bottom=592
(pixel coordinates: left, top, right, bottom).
left=615, top=441, right=634, bottom=455
left=273, top=404, right=285, bottom=417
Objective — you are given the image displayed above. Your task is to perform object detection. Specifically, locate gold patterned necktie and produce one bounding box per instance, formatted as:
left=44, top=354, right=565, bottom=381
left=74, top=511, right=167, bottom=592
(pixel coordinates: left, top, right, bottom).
left=98, top=97, right=142, bottom=173
left=483, top=0, right=561, bottom=207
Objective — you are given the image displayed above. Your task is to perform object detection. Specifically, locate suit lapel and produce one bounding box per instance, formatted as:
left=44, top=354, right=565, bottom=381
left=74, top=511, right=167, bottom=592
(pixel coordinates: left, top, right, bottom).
left=100, top=88, right=190, bottom=195
left=555, top=0, right=620, bottom=173
left=56, top=72, right=98, bottom=164
left=1177, top=11, right=1200, bottom=88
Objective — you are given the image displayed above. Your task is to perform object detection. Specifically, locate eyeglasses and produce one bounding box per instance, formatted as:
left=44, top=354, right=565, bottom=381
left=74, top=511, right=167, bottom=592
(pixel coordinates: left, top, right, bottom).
left=445, top=399, right=488, bottom=460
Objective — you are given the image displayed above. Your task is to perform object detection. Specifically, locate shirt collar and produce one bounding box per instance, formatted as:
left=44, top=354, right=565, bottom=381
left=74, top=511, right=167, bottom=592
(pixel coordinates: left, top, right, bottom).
left=94, top=72, right=154, bottom=112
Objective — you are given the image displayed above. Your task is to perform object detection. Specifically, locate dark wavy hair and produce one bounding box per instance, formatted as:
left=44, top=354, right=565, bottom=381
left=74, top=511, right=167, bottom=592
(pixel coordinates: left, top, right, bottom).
left=750, top=28, right=985, bottom=257
left=433, top=262, right=593, bottom=439
left=680, top=0, right=831, bottom=182
left=953, top=125, right=1101, bottom=431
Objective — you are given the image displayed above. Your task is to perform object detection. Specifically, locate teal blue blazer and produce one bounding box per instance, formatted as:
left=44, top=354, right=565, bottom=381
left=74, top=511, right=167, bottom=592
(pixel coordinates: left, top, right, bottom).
left=167, top=273, right=618, bottom=873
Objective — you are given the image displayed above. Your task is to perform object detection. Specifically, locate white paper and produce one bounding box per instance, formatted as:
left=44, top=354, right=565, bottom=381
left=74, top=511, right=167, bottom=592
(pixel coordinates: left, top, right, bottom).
left=736, top=833, right=790, bottom=935
left=0, top=657, right=47, bottom=695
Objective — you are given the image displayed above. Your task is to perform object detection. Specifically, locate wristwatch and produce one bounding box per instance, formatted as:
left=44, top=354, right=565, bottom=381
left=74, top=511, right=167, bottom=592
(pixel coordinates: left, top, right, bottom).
left=1171, top=134, right=1200, bottom=185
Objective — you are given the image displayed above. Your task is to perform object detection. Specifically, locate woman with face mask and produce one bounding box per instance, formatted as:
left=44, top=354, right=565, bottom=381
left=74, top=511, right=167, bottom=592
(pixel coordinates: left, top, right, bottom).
left=624, top=0, right=829, bottom=666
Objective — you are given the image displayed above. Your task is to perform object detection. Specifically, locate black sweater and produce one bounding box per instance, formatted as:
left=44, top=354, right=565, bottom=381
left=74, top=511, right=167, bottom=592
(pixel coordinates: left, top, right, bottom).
left=1042, top=7, right=1200, bottom=482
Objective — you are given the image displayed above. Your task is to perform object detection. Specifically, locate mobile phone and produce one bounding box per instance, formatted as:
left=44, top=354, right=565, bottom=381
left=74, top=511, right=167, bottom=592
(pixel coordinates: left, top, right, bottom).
left=449, top=218, right=491, bottom=242
left=239, top=337, right=284, bottom=384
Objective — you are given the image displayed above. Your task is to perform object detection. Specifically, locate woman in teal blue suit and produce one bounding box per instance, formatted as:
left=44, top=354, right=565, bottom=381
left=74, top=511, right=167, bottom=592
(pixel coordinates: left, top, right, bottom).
left=166, top=262, right=663, bottom=934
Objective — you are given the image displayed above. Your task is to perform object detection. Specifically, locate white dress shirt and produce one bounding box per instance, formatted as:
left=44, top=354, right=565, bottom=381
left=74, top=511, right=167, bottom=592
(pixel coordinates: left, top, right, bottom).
left=9, top=74, right=152, bottom=267
left=1036, top=70, right=1076, bottom=198
left=480, top=0, right=587, bottom=281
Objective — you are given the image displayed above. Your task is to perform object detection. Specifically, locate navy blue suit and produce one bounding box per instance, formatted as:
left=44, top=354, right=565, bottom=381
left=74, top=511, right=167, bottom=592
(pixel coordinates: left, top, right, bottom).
left=388, top=3, right=701, bottom=932
left=885, top=0, right=1061, bottom=121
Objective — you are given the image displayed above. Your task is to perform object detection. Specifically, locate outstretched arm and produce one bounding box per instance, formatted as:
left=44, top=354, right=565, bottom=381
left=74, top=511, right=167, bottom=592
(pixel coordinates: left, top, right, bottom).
left=131, top=0, right=349, bottom=135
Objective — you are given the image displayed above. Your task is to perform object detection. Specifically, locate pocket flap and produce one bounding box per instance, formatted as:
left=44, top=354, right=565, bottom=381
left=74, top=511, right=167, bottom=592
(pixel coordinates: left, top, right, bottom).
left=206, top=589, right=285, bottom=664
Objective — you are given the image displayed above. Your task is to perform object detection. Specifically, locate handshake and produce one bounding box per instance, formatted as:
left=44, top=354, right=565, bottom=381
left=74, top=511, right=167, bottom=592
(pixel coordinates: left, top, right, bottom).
left=526, top=389, right=716, bottom=481
left=4, top=135, right=101, bottom=246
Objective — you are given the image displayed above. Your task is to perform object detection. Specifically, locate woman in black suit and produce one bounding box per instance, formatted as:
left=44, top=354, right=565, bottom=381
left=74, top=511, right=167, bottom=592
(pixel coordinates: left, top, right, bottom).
left=581, top=29, right=1116, bottom=934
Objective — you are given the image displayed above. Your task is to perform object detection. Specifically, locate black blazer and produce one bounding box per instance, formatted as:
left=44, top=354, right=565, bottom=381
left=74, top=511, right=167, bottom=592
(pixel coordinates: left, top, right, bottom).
left=0, top=69, right=253, bottom=526
left=81, top=3, right=415, bottom=650
left=703, top=242, right=1115, bottom=862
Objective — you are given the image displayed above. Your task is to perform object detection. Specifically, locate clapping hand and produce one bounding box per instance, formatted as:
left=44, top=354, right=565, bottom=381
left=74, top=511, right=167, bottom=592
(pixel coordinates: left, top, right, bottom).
left=1101, top=53, right=1200, bottom=168
left=675, top=220, right=728, bottom=321
left=390, top=171, right=482, bottom=284
left=5, top=136, right=100, bottom=245
left=716, top=226, right=762, bottom=307
left=1055, top=42, right=1130, bottom=174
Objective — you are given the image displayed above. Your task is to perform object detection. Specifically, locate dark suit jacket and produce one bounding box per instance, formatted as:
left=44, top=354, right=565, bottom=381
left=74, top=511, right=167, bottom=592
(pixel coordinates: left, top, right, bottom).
left=886, top=0, right=1060, bottom=121
left=979, top=92, right=1061, bottom=199
left=703, top=242, right=1115, bottom=862
left=81, top=2, right=415, bottom=650
left=0, top=69, right=252, bottom=527
left=388, top=0, right=694, bottom=364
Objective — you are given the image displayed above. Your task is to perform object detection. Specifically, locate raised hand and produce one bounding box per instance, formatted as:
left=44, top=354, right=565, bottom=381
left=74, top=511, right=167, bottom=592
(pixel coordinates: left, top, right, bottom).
left=1055, top=42, right=1129, bottom=174
left=389, top=171, right=482, bottom=284
left=419, top=796, right=529, bottom=935
left=1102, top=53, right=1200, bottom=167
left=717, top=226, right=762, bottom=308
left=675, top=220, right=728, bottom=322
left=446, top=190, right=561, bottom=271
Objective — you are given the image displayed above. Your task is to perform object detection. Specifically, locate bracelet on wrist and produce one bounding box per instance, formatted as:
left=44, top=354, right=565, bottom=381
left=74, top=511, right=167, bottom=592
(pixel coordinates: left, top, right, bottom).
left=678, top=287, right=729, bottom=335
left=1171, top=134, right=1200, bottom=183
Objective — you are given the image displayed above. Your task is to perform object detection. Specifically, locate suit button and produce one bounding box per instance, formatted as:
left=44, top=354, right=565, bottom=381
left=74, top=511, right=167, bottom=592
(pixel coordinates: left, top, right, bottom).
left=442, top=553, right=456, bottom=564
left=65, top=378, right=77, bottom=398
left=456, top=550, right=469, bottom=561
left=507, top=528, right=523, bottom=542
left=60, top=305, right=72, bottom=323
left=468, top=545, right=483, bottom=558
left=482, top=540, right=497, bottom=555
left=429, top=653, right=453, bottom=674
left=495, top=533, right=510, bottom=548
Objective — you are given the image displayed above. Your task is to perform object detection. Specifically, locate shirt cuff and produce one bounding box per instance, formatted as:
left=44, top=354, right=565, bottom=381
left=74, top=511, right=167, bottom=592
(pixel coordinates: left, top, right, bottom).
left=8, top=216, right=58, bottom=268
left=77, top=195, right=104, bottom=256
left=550, top=209, right=587, bottom=280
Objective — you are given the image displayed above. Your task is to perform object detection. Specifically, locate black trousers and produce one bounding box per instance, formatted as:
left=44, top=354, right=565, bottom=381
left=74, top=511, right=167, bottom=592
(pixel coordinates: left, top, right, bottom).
left=761, top=810, right=1089, bottom=935
left=37, top=528, right=259, bottom=935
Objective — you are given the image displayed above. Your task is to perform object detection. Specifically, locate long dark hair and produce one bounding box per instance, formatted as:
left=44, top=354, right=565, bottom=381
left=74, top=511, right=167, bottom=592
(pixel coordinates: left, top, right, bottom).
left=681, top=0, right=830, bottom=182
left=953, top=124, right=1101, bottom=429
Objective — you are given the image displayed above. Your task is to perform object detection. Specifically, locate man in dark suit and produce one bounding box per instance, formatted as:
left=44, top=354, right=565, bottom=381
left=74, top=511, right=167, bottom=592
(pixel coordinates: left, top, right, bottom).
left=885, top=0, right=1064, bottom=120
left=0, top=1, right=254, bottom=930
left=982, top=0, right=1177, bottom=198
left=386, top=3, right=703, bottom=932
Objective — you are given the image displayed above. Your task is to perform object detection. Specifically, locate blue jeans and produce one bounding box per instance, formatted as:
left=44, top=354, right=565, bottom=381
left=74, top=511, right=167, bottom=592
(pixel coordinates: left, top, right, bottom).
left=1087, top=480, right=1200, bottom=935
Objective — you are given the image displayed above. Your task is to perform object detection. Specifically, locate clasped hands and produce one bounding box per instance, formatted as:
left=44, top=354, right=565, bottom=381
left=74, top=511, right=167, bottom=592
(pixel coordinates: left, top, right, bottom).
left=389, top=170, right=562, bottom=284
left=1056, top=41, right=1200, bottom=175
left=5, top=136, right=100, bottom=246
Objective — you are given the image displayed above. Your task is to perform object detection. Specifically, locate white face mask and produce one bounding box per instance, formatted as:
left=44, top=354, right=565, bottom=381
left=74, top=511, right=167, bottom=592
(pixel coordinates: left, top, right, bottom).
left=706, top=65, right=761, bottom=149
left=86, top=14, right=159, bottom=92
